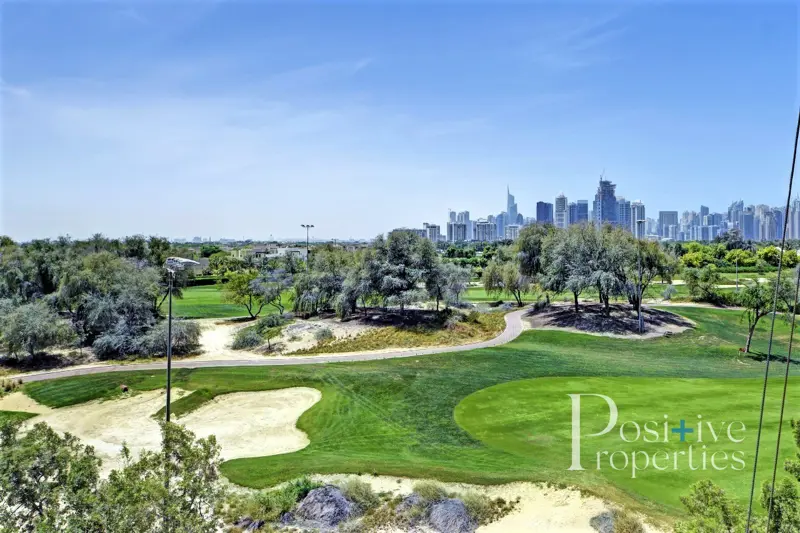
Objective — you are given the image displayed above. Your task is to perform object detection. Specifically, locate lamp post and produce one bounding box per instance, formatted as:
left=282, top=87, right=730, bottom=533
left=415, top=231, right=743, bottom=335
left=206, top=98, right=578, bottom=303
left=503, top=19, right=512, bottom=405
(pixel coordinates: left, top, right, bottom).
left=163, top=257, right=199, bottom=422
left=637, top=220, right=646, bottom=334
left=301, top=224, right=314, bottom=271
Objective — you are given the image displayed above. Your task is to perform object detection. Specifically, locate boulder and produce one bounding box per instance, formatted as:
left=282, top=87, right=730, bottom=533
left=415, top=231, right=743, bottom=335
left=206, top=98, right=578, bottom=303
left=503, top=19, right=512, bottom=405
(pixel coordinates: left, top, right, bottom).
left=296, top=485, right=356, bottom=527
left=590, top=511, right=615, bottom=533
left=396, top=492, right=424, bottom=514
left=279, top=511, right=295, bottom=525
left=429, top=498, right=475, bottom=533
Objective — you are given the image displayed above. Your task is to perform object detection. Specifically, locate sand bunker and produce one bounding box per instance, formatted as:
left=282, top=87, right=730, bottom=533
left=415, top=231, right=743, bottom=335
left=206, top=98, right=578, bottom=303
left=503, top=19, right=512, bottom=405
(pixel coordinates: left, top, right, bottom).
left=14, top=387, right=320, bottom=476
left=179, top=388, right=321, bottom=461
left=0, top=391, right=54, bottom=414
left=314, top=475, right=667, bottom=533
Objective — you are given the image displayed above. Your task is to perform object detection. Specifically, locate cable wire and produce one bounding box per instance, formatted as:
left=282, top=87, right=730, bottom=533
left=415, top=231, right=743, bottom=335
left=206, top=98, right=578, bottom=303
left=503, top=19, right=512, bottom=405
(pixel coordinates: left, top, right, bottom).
left=745, top=105, right=800, bottom=532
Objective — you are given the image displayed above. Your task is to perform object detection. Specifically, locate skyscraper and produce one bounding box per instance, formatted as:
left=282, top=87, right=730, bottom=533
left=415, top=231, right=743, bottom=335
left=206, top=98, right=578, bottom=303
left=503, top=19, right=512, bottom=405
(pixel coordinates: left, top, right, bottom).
left=568, top=202, right=577, bottom=225
left=594, top=178, right=618, bottom=225
left=631, top=201, right=646, bottom=237
left=507, top=187, right=518, bottom=225
left=496, top=212, right=507, bottom=239
left=617, top=197, right=631, bottom=231
left=554, top=194, right=568, bottom=229
left=700, top=205, right=709, bottom=221
left=576, top=200, right=589, bottom=224
left=658, top=211, right=679, bottom=238
left=536, top=202, right=553, bottom=224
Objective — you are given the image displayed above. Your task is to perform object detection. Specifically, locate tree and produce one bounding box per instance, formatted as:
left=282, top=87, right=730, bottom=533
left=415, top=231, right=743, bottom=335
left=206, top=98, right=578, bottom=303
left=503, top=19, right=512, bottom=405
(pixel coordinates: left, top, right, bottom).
left=0, top=421, right=102, bottom=532
left=443, top=262, right=471, bottom=306
left=200, top=244, right=223, bottom=258
left=516, top=224, right=553, bottom=278
left=739, top=277, right=794, bottom=353
left=627, top=240, right=677, bottom=310
left=483, top=260, right=530, bottom=306
left=758, top=246, right=799, bottom=268
left=674, top=480, right=747, bottom=533
left=588, top=226, right=632, bottom=314
left=1, top=301, right=73, bottom=358
left=97, top=423, right=225, bottom=532
left=725, top=248, right=757, bottom=267
left=684, top=265, right=723, bottom=303
left=541, top=225, right=593, bottom=313
left=221, top=269, right=266, bottom=318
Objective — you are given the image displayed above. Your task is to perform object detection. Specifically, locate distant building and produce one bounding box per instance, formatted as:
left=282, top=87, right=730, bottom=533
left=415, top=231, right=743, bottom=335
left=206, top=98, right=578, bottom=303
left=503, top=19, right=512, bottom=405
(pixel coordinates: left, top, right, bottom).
left=504, top=224, right=521, bottom=240
left=536, top=202, right=554, bottom=224
left=594, top=178, right=618, bottom=225
left=447, top=222, right=467, bottom=242
left=475, top=220, right=497, bottom=242
left=658, top=211, right=679, bottom=238
left=631, top=201, right=646, bottom=237
left=617, top=197, right=631, bottom=231
left=449, top=211, right=457, bottom=223
left=555, top=194, right=569, bottom=229
left=423, top=223, right=441, bottom=242
left=507, top=187, right=518, bottom=226
left=576, top=200, right=589, bottom=224
left=739, top=208, right=755, bottom=240
left=700, top=205, right=709, bottom=221
left=568, top=202, right=577, bottom=225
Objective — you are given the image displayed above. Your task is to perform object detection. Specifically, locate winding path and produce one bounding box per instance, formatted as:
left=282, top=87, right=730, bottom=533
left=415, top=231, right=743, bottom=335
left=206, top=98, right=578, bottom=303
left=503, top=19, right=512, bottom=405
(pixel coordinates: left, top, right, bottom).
left=19, top=308, right=529, bottom=384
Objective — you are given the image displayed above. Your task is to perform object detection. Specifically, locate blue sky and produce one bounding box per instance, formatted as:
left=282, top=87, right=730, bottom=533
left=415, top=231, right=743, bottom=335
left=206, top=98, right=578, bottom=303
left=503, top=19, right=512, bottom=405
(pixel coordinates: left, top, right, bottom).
left=2, top=1, right=798, bottom=241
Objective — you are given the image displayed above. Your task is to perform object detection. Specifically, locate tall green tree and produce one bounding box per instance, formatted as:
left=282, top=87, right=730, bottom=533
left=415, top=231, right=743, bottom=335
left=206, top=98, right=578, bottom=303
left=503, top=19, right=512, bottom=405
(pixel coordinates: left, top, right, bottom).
left=739, top=277, right=795, bottom=353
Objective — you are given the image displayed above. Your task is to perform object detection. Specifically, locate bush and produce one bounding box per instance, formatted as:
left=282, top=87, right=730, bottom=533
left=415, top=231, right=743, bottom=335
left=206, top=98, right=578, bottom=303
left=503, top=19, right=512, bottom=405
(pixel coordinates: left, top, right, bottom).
left=340, top=479, right=380, bottom=512
left=461, top=491, right=492, bottom=523
left=612, top=509, right=645, bottom=533
left=231, top=328, right=263, bottom=350
left=225, top=476, right=322, bottom=523
left=314, top=327, right=334, bottom=342
left=662, top=285, right=677, bottom=300
left=138, top=319, right=201, bottom=356
left=256, top=314, right=285, bottom=332
left=413, top=481, right=449, bottom=503
left=444, top=314, right=464, bottom=330
left=464, top=310, right=481, bottom=324
left=0, top=378, right=21, bottom=396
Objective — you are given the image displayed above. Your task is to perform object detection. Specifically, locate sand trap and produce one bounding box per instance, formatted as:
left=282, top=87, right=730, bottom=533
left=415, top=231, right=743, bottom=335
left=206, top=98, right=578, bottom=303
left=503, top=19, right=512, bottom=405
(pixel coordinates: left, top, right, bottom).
left=313, top=475, right=667, bottom=533
left=16, top=387, right=320, bottom=476
left=179, top=388, right=321, bottom=461
left=0, top=391, right=53, bottom=414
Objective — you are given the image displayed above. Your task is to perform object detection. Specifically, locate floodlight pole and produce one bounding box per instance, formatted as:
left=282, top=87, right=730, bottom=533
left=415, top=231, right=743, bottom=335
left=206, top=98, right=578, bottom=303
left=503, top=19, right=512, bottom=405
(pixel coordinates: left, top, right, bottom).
left=301, top=224, right=314, bottom=271
left=166, top=270, right=174, bottom=422
left=637, top=220, right=645, bottom=334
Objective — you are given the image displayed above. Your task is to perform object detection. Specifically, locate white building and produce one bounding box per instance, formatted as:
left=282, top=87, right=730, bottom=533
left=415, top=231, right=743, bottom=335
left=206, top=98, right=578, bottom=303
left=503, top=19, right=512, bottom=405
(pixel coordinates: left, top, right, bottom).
left=554, top=194, right=569, bottom=229
left=504, top=224, right=521, bottom=240
left=475, top=220, right=497, bottom=242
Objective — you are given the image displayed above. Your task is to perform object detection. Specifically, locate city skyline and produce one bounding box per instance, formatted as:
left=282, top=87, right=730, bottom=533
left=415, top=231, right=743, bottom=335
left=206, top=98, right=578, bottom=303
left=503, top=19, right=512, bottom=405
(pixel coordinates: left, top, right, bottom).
left=2, top=3, right=797, bottom=241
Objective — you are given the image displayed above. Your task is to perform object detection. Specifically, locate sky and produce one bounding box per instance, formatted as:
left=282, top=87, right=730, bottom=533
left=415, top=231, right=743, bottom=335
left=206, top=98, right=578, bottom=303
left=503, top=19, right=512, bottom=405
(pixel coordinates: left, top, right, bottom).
left=2, top=1, right=799, bottom=241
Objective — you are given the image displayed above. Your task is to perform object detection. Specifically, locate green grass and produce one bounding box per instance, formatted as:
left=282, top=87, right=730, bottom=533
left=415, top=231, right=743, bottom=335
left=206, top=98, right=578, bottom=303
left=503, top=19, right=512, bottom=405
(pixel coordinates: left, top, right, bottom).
left=19, top=306, right=800, bottom=521
left=455, top=376, right=800, bottom=514
left=159, top=285, right=293, bottom=319
left=0, top=410, right=38, bottom=424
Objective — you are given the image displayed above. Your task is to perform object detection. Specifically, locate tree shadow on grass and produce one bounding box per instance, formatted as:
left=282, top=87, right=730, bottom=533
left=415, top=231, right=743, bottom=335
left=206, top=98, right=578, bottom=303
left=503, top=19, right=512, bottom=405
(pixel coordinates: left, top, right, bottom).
left=525, top=303, right=694, bottom=336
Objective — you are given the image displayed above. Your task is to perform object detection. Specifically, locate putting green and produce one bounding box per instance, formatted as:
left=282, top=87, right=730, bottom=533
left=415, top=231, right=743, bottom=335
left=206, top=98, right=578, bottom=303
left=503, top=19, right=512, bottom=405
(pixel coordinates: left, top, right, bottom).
left=454, top=377, right=800, bottom=513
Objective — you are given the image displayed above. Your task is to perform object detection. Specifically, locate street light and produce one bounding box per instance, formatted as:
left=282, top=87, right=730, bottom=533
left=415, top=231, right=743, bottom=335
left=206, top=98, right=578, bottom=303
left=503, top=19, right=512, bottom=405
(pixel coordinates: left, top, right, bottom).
left=163, top=257, right=199, bottom=423
left=301, top=224, right=314, bottom=271
left=636, top=220, right=646, bottom=334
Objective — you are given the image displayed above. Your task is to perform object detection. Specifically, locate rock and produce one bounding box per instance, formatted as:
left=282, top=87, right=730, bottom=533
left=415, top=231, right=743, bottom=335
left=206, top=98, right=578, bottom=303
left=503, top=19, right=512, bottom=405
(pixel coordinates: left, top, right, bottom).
left=245, top=519, right=264, bottom=531
left=279, top=511, right=294, bottom=525
left=428, top=498, right=475, bottom=533
left=395, top=493, right=424, bottom=515
left=119, top=384, right=129, bottom=393
left=590, top=511, right=615, bottom=533
left=296, top=485, right=356, bottom=527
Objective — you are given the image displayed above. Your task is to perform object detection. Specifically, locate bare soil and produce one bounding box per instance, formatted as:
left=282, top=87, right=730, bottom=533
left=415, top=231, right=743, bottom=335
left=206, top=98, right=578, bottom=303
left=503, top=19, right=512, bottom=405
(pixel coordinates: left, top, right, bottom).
left=524, top=303, right=694, bottom=339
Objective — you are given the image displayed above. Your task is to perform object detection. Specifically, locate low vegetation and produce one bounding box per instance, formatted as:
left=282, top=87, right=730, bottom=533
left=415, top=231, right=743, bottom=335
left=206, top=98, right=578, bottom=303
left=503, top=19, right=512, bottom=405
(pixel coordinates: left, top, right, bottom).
left=292, top=310, right=505, bottom=354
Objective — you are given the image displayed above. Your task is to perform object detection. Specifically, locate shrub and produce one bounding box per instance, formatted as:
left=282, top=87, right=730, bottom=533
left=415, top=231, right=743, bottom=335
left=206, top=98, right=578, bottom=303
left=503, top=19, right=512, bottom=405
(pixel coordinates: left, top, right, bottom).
left=444, top=314, right=464, bottom=330
left=0, top=378, right=21, bottom=396
left=340, top=479, right=380, bottom=512
left=231, top=328, right=263, bottom=350
left=225, top=476, right=322, bottom=523
left=413, top=481, right=449, bottom=503
left=461, top=491, right=492, bottom=523
left=314, top=327, right=334, bottom=342
left=464, top=310, right=482, bottom=324
left=662, top=285, right=677, bottom=300
left=138, top=319, right=201, bottom=356
left=256, top=314, right=285, bottom=332
left=612, top=509, right=645, bottom=533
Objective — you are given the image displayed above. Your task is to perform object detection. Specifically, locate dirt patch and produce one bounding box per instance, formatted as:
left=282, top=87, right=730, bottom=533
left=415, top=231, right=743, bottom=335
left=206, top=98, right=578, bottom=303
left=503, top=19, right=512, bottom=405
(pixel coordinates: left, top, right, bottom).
left=524, top=303, right=693, bottom=339
left=278, top=319, right=377, bottom=354
left=16, top=387, right=320, bottom=476
left=313, top=475, right=666, bottom=533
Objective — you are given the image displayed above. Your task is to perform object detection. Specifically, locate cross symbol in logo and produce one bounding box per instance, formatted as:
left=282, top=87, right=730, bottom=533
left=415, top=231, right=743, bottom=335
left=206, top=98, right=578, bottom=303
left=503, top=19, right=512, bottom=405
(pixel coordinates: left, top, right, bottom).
left=672, top=419, right=694, bottom=442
